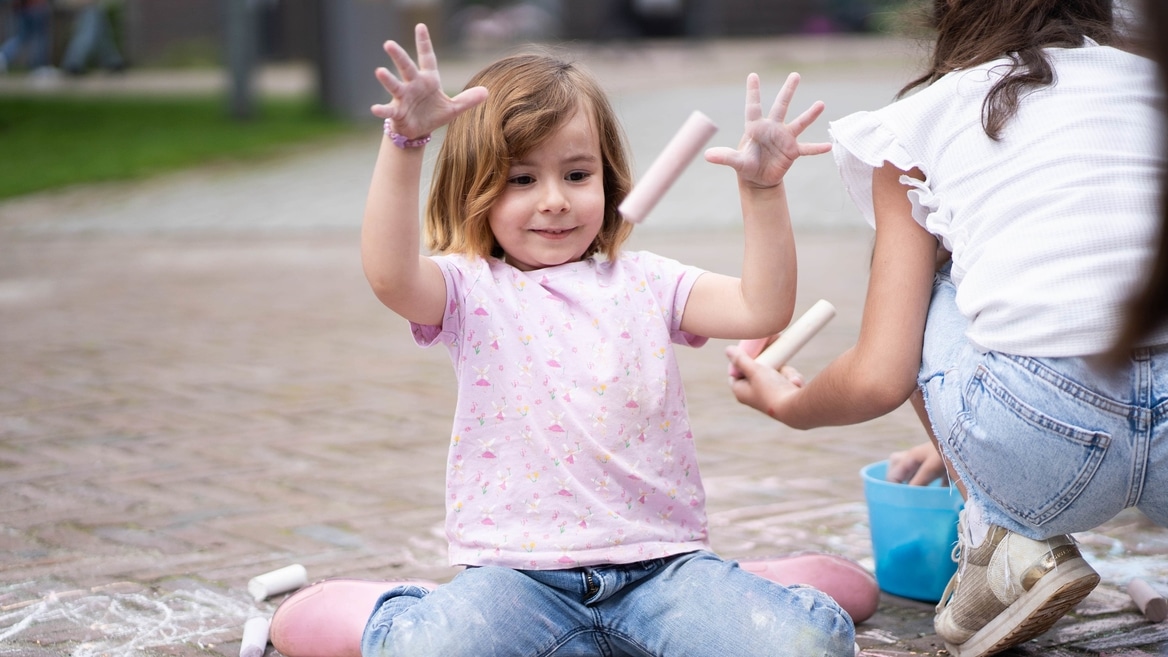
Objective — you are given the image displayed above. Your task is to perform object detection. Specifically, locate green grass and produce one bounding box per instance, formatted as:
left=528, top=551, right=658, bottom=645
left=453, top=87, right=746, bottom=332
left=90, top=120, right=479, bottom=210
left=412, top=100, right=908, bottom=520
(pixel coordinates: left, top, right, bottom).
left=0, top=95, right=357, bottom=199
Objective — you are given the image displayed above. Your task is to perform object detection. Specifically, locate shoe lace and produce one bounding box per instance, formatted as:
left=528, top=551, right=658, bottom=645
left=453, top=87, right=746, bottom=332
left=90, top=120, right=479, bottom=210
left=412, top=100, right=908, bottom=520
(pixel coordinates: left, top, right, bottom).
left=935, top=535, right=964, bottom=613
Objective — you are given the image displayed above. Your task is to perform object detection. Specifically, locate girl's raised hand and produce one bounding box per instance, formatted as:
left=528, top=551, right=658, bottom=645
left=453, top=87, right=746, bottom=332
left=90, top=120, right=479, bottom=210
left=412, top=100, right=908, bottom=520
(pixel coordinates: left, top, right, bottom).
left=705, top=72, right=830, bottom=189
left=370, top=23, right=488, bottom=139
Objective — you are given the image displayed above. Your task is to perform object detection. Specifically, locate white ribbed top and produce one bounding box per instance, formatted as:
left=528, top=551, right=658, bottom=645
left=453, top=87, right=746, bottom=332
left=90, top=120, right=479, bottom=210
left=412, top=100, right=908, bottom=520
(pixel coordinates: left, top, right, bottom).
left=831, top=42, right=1166, bottom=356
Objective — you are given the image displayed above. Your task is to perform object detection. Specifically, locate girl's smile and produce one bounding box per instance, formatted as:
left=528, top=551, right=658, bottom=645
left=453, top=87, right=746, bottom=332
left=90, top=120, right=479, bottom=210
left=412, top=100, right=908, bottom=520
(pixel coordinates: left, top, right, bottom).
left=531, top=227, right=578, bottom=239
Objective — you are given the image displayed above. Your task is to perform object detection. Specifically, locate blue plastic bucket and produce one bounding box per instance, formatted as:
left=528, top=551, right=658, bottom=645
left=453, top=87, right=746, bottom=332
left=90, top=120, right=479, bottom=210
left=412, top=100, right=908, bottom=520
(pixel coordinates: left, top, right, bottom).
left=861, top=460, right=964, bottom=602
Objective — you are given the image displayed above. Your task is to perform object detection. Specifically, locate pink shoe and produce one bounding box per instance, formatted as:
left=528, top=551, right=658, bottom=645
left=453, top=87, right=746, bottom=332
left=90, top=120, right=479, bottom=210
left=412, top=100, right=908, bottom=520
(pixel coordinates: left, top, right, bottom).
left=269, top=578, right=438, bottom=657
left=739, top=552, right=880, bottom=624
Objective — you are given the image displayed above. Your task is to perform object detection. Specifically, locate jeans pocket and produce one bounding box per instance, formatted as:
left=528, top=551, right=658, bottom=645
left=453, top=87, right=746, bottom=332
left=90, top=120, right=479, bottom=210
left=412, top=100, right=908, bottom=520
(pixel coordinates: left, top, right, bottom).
left=947, top=357, right=1111, bottom=528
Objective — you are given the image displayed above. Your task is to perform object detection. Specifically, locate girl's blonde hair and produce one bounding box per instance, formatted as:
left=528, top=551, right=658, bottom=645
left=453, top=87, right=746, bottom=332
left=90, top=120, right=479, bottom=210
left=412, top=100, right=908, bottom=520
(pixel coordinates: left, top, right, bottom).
left=425, top=52, right=634, bottom=261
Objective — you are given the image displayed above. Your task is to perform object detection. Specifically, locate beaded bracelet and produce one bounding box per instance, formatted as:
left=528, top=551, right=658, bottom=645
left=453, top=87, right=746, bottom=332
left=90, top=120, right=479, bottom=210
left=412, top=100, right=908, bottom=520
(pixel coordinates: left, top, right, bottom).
left=383, top=118, right=432, bottom=149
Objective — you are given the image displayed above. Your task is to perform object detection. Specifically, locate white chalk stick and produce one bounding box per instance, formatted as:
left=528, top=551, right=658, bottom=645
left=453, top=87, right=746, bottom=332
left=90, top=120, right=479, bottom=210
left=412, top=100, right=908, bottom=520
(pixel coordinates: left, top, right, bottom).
left=240, top=616, right=270, bottom=657
left=619, top=110, right=718, bottom=224
left=756, top=299, right=837, bottom=369
left=248, top=564, right=307, bottom=602
left=1128, top=577, right=1167, bottom=622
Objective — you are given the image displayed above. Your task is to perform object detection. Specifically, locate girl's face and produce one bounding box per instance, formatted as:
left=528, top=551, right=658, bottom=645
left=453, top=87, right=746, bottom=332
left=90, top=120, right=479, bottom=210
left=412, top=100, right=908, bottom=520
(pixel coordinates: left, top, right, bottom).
left=488, top=108, right=606, bottom=272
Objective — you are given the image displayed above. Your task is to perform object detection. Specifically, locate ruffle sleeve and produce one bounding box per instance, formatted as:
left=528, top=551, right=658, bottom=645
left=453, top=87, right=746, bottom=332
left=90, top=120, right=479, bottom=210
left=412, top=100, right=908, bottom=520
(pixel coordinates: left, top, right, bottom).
left=828, top=110, right=944, bottom=237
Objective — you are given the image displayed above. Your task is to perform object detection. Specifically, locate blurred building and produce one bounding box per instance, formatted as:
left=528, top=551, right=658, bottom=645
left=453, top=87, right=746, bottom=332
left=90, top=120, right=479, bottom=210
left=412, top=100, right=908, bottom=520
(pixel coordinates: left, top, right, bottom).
left=1, top=1, right=908, bottom=71
left=0, top=1, right=891, bottom=118
left=109, top=0, right=891, bottom=68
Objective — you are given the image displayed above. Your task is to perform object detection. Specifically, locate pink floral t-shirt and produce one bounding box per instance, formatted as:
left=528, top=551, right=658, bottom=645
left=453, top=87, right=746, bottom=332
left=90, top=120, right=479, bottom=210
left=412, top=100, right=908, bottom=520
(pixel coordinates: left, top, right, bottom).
left=411, top=251, right=711, bottom=569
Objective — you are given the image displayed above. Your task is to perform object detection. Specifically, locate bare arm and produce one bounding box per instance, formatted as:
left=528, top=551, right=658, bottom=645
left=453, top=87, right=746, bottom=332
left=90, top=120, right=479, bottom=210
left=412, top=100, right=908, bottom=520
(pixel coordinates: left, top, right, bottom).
left=681, top=73, right=830, bottom=339
left=360, top=23, right=487, bottom=326
left=725, top=163, right=938, bottom=428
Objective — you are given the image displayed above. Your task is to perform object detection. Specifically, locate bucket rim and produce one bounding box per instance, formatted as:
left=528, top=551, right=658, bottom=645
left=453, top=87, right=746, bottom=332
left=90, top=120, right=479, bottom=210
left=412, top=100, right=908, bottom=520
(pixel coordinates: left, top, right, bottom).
left=861, top=460, right=964, bottom=510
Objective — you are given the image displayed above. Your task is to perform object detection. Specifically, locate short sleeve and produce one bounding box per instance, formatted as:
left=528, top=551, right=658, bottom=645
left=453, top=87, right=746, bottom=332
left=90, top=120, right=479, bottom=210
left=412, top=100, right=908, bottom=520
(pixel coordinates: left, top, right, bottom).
left=634, top=251, right=709, bottom=348
left=830, top=110, right=933, bottom=226
left=409, top=255, right=464, bottom=350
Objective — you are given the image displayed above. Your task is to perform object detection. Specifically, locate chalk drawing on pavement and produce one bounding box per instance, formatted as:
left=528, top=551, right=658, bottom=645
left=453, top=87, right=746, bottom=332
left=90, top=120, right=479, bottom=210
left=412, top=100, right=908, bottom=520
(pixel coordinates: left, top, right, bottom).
left=1, top=582, right=259, bottom=657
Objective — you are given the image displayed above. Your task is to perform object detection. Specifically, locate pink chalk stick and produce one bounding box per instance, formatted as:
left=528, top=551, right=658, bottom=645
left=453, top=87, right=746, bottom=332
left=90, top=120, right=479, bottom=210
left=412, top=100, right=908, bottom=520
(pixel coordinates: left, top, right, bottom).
left=756, top=299, right=837, bottom=369
left=1128, top=577, right=1167, bottom=622
left=619, top=110, right=718, bottom=224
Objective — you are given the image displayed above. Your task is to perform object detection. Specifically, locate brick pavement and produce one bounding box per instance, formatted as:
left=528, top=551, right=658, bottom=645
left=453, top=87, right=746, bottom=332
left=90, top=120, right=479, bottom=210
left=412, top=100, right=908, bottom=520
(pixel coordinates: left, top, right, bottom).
left=2, top=35, right=1166, bottom=657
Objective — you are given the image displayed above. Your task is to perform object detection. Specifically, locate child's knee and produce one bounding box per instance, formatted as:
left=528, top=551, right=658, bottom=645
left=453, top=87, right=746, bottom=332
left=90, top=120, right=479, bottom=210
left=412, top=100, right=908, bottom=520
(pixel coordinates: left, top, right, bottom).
left=781, top=586, right=856, bottom=657
left=360, top=587, right=429, bottom=657
left=361, top=574, right=524, bottom=657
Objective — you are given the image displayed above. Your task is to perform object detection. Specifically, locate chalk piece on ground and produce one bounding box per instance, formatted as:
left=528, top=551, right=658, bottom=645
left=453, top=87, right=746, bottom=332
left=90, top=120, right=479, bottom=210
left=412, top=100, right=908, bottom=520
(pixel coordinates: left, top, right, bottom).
left=756, top=299, right=837, bottom=370
left=618, top=110, right=718, bottom=224
left=1128, top=577, right=1167, bottom=622
left=248, top=564, right=308, bottom=602
left=240, top=616, right=270, bottom=657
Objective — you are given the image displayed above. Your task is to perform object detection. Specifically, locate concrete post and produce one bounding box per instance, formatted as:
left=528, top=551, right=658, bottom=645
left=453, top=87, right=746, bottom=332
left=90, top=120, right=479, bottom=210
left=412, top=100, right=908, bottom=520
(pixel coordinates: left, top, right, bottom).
left=317, top=0, right=406, bottom=123
left=225, top=0, right=260, bottom=120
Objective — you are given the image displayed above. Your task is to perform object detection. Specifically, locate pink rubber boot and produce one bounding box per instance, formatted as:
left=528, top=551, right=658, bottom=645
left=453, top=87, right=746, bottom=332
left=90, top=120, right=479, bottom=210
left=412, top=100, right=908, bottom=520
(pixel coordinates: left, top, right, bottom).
left=269, top=578, right=437, bottom=657
left=738, top=552, right=880, bottom=624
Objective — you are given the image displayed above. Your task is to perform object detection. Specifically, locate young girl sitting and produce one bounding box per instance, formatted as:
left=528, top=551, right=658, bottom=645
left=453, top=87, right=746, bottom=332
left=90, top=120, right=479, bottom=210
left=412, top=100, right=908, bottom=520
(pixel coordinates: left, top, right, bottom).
left=271, top=22, right=859, bottom=657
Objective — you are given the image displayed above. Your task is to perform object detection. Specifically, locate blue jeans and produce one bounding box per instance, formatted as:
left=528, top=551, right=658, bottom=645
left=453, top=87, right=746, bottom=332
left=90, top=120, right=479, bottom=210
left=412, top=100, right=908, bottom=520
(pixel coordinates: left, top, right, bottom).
left=61, top=6, right=123, bottom=72
left=919, top=268, right=1168, bottom=539
left=0, top=2, right=52, bottom=69
left=360, top=550, right=855, bottom=657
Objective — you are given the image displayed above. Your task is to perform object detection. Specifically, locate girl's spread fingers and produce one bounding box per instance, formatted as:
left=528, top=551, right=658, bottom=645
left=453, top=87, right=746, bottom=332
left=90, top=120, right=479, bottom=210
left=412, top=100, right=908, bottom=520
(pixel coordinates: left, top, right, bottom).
left=384, top=40, right=420, bottom=80
left=743, top=73, right=762, bottom=122
left=704, top=146, right=743, bottom=171
left=451, top=86, right=489, bottom=113
left=414, top=23, right=437, bottom=71
left=769, top=72, right=798, bottom=123
left=375, top=67, right=402, bottom=95
left=799, top=142, right=833, bottom=157
left=787, top=101, right=826, bottom=135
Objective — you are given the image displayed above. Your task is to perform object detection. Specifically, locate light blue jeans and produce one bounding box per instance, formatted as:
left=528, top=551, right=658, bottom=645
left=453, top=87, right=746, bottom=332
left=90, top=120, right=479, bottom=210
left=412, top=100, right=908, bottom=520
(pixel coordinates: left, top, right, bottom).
left=360, top=550, right=855, bottom=657
left=919, top=267, right=1168, bottom=539
left=61, top=6, right=124, bottom=72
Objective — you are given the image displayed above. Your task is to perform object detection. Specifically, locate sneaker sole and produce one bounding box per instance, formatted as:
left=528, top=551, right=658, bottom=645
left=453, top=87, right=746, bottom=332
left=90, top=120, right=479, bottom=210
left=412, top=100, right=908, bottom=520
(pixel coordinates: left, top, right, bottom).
left=946, top=557, right=1099, bottom=657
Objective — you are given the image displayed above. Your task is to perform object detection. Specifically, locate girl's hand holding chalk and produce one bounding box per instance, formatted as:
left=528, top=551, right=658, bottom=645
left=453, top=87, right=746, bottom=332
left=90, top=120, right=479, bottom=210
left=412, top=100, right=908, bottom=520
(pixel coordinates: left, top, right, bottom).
left=619, top=111, right=718, bottom=224
left=728, top=299, right=836, bottom=377
left=726, top=300, right=836, bottom=420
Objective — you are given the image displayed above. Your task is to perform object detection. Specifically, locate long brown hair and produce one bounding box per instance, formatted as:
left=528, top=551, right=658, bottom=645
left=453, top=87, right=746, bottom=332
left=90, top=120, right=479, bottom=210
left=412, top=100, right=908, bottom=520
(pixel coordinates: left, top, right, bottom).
left=425, top=52, right=633, bottom=261
left=900, top=0, right=1116, bottom=140
left=1111, top=0, right=1168, bottom=359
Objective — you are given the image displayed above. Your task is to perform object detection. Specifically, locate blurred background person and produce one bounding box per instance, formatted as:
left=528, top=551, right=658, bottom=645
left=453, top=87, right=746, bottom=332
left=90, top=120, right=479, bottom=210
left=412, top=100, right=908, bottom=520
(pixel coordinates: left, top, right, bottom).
left=60, top=0, right=124, bottom=75
left=0, top=0, right=52, bottom=74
